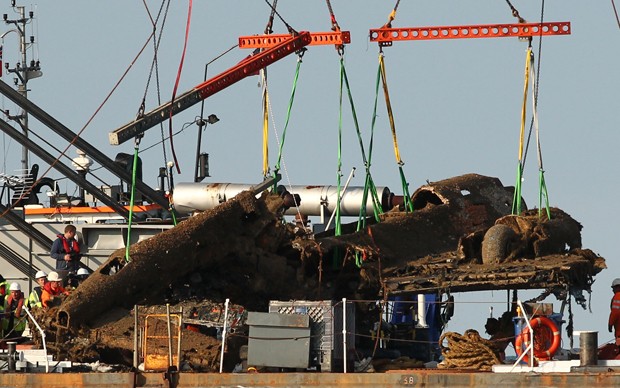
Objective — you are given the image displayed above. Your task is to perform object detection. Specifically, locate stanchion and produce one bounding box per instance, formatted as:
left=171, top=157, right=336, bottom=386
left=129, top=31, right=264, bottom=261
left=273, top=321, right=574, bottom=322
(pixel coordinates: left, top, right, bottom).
left=342, top=297, right=347, bottom=373
left=219, top=298, right=230, bottom=373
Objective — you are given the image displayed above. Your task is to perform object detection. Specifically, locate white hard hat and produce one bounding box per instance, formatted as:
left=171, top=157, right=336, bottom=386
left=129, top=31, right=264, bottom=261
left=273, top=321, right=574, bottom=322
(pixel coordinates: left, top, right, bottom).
left=35, top=270, right=48, bottom=279
left=612, top=278, right=620, bottom=288
left=47, top=271, right=61, bottom=282
left=77, top=268, right=89, bottom=276
left=9, top=282, right=21, bottom=291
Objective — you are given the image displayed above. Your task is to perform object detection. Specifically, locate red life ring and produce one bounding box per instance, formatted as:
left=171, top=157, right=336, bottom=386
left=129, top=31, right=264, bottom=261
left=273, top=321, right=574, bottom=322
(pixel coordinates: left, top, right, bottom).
left=515, top=316, right=561, bottom=363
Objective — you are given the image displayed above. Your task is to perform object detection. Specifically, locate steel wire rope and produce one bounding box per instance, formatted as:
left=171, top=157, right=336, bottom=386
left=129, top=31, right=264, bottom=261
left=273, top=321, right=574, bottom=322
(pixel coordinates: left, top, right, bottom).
left=138, top=0, right=171, bottom=190
left=263, top=0, right=297, bottom=35
left=1, top=122, right=113, bottom=194
left=56, top=0, right=168, bottom=203
left=382, top=0, right=401, bottom=28
left=614, top=0, right=620, bottom=29
left=0, top=1, right=157, bottom=219
left=167, top=0, right=192, bottom=175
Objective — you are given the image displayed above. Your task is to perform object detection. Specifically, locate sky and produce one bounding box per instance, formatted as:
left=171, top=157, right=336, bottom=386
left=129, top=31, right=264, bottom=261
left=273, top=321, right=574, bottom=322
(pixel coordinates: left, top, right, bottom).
left=1, top=1, right=619, bottom=351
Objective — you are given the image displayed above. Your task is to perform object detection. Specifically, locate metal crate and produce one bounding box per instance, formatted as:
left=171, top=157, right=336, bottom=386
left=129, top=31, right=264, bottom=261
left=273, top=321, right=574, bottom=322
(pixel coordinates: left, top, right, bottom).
left=269, top=300, right=355, bottom=372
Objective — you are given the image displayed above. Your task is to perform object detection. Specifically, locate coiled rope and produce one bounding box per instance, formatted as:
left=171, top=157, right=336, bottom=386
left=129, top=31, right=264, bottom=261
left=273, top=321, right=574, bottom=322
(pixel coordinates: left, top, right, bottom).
left=438, top=330, right=501, bottom=371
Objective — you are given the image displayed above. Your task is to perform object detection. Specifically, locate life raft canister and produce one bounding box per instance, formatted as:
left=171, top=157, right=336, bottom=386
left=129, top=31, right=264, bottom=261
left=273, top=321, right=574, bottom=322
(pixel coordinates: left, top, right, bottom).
left=515, top=315, right=561, bottom=364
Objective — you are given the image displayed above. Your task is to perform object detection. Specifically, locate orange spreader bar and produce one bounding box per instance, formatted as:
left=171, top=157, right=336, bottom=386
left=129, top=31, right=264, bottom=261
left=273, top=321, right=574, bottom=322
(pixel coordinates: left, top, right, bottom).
left=370, top=21, right=570, bottom=46
left=239, top=31, right=351, bottom=49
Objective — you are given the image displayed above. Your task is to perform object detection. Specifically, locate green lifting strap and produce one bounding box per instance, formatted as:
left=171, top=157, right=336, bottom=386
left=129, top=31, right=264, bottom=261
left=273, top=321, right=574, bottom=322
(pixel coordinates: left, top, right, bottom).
left=272, top=52, right=304, bottom=192
left=539, top=169, right=550, bottom=219
left=333, top=54, right=349, bottom=269
left=338, top=57, right=383, bottom=268
left=512, top=162, right=524, bottom=215
left=339, top=57, right=383, bottom=229
left=124, top=140, right=141, bottom=263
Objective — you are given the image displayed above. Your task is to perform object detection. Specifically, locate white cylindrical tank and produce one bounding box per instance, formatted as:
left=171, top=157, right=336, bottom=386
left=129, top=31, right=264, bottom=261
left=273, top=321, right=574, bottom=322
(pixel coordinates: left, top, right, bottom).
left=172, top=182, right=392, bottom=217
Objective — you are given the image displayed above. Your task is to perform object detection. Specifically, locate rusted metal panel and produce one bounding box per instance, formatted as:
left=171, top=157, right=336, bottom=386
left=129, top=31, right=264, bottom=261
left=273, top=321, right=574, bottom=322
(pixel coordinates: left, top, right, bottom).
left=0, top=373, right=135, bottom=388
left=4, top=371, right=620, bottom=388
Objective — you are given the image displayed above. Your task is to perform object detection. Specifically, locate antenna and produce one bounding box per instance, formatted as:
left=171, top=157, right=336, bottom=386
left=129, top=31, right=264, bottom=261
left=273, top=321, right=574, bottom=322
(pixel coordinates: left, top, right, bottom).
left=2, top=1, right=43, bottom=172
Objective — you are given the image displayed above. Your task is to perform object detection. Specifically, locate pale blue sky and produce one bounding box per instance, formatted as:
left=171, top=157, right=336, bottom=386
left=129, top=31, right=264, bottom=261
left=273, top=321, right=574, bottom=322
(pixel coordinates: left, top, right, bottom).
left=1, top=1, right=619, bottom=348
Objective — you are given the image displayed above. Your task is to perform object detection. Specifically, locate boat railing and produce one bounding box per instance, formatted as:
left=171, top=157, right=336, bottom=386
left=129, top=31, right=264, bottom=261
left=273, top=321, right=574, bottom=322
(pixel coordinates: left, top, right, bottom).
left=510, top=300, right=535, bottom=371
left=22, top=305, right=50, bottom=373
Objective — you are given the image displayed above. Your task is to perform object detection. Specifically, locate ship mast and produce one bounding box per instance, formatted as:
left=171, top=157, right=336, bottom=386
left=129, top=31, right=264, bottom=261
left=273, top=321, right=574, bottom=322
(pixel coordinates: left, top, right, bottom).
left=2, top=1, right=42, bottom=173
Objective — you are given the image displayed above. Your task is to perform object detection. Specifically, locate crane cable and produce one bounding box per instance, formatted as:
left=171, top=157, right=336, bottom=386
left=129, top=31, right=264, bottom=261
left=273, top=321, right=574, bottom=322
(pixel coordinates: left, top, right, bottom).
left=325, top=0, right=341, bottom=32
left=138, top=0, right=171, bottom=191
left=379, top=52, right=413, bottom=213
left=613, top=0, right=620, bottom=29
left=167, top=0, right=193, bottom=175
left=382, top=0, right=401, bottom=28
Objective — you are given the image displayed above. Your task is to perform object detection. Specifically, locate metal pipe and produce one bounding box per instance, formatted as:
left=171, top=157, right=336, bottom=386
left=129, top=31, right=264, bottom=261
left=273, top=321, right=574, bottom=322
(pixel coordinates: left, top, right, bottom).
left=177, top=307, right=183, bottom=371
left=219, top=298, right=230, bottom=373
left=342, top=298, right=347, bottom=373
left=166, top=304, right=173, bottom=368
left=417, top=295, right=428, bottom=328
left=133, top=305, right=138, bottom=369
left=172, top=182, right=392, bottom=216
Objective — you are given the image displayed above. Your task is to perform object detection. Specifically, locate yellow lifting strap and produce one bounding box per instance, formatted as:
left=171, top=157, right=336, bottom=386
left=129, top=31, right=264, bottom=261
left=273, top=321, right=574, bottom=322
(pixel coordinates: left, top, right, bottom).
left=262, top=71, right=270, bottom=178
left=379, top=53, right=403, bottom=165
left=517, top=47, right=532, bottom=164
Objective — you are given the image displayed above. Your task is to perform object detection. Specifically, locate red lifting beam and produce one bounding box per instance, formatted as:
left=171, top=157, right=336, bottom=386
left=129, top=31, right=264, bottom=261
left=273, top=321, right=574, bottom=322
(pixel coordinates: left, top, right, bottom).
left=239, top=31, right=351, bottom=49
left=370, top=21, right=570, bottom=46
left=109, top=32, right=312, bottom=145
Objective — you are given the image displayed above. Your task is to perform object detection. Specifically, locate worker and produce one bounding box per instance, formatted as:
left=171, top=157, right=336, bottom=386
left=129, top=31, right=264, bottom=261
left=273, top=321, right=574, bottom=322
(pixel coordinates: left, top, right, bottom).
left=0, top=274, right=7, bottom=298
left=609, top=278, right=620, bottom=345
left=51, top=224, right=83, bottom=274
left=68, top=268, right=90, bottom=289
left=3, top=282, right=26, bottom=339
left=27, top=270, right=48, bottom=309
left=41, top=271, right=70, bottom=309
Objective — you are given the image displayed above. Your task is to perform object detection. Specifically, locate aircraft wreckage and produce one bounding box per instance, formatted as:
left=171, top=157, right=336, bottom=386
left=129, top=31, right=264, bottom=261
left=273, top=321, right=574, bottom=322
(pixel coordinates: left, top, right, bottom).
left=31, top=173, right=605, bottom=369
